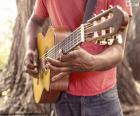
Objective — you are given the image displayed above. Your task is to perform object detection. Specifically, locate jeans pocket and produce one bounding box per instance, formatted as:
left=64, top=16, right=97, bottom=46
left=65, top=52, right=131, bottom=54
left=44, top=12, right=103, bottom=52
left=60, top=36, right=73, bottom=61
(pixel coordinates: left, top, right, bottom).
left=100, top=86, right=119, bottom=102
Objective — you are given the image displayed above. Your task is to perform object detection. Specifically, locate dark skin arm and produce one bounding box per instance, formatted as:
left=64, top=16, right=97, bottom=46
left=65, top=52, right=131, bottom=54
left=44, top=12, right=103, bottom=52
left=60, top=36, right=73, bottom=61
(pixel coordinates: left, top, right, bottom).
left=24, top=13, right=46, bottom=75
left=47, top=32, right=127, bottom=81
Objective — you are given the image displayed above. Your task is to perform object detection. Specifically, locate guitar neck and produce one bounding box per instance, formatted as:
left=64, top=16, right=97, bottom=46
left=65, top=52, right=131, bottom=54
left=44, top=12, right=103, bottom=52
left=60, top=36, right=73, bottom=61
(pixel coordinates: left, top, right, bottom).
left=47, top=25, right=85, bottom=59
left=46, top=6, right=129, bottom=59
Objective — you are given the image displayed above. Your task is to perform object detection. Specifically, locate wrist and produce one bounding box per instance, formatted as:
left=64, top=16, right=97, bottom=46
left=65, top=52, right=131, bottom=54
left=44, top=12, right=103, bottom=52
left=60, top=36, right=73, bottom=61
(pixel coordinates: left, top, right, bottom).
left=89, top=55, right=98, bottom=71
left=25, top=49, right=36, bottom=55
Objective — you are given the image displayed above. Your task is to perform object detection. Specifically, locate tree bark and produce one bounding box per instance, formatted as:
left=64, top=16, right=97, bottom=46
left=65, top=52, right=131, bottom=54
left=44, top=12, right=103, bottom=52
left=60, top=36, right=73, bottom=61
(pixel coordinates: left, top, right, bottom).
left=127, top=6, right=140, bottom=81
left=0, top=0, right=52, bottom=115
left=117, top=2, right=140, bottom=113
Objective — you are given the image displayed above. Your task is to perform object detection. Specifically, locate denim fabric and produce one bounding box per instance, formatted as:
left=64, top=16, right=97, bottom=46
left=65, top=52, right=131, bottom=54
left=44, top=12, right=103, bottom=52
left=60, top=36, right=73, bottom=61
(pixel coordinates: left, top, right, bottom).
left=55, top=86, right=123, bottom=116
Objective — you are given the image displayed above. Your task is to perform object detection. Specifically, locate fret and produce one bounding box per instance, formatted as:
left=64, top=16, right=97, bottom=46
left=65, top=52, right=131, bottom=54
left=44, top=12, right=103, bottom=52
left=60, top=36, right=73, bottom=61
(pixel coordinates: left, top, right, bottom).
left=54, top=43, right=58, bottom=59
left=55, top=42, right=62, bottom=59
left=46, top=25, right=86, bottom=60
left=42, top=6, right=128, bottom=69
left=66, top=37, right=81, bottom=52
left=62, top=26, right=85, bottom=53
left=47, top=48, right=54, bottom=58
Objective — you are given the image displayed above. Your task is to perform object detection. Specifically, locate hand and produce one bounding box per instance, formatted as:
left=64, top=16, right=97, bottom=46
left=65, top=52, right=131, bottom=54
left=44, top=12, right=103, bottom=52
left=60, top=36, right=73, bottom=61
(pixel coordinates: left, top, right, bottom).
left=47, top=47, right=94, bottom=81
left=24, top=50, right=38, bottom=76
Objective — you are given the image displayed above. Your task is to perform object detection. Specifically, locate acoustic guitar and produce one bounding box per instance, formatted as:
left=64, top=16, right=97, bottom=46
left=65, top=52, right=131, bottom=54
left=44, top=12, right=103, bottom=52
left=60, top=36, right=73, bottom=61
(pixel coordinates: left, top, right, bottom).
left=33, top=6, right=129, bottom=103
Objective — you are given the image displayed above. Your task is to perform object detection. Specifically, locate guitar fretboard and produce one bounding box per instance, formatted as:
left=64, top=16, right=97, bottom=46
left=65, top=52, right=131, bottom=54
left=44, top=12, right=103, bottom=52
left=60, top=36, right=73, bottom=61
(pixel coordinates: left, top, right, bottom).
left=46, top=26, right=84, bottom=59
left=44, top=6, right=126, bottom=60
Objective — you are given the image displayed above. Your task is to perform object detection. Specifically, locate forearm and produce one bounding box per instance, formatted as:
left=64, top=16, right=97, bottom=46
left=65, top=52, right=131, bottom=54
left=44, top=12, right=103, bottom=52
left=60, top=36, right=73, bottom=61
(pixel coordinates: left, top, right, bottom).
left=90, top=14, right=131, bottom=71
left=91, top=44, right=124, bottom=71
left=25, top=15, right=45, bottom=52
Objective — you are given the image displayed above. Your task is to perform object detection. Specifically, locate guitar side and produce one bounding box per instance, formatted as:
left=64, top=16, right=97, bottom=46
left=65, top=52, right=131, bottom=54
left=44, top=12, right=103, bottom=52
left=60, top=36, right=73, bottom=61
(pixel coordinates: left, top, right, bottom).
left=33, top=27, right=69, bottom=103
left=33, top=27, right=55, bottom=103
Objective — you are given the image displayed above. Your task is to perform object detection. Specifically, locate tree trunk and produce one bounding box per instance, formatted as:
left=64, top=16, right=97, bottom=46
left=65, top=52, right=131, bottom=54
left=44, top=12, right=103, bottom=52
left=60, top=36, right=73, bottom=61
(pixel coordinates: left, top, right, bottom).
left=0, top=0, right=140, bottom=115
left=117, top=2, right=140, bottom=113
left=0, top=0, right=52, bottom=115
left=127, top=6, right=140, bottom=81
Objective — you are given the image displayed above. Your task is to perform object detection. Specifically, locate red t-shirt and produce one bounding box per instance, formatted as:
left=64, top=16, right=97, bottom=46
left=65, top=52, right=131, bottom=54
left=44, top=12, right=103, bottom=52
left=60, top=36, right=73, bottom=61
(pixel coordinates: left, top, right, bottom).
left=33, top=0, right=132, bottom=96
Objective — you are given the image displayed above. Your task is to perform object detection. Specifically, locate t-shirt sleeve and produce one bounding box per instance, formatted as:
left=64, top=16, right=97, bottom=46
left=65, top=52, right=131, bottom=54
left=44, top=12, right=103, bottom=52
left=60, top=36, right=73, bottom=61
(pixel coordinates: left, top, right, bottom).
left=108, top=0, right=132, bottom=16
left=33, top=0, right=49, bottom=19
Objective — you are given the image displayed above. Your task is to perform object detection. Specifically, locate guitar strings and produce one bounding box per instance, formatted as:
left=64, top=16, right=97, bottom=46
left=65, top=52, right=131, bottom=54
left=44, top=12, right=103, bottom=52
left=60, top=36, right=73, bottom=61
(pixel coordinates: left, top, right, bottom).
left=40, top=25, right=113, bottom=71
left=39, top=22, right=112, bottom=63
left=36, top=12, right=119, bottom=70
left=40, top=30, right=81, bottom=60
left=43, top=26, right=81, bottom=58
left=44, top=31, right=81, bottom=59
left=39, top=23, right=94, bottom=60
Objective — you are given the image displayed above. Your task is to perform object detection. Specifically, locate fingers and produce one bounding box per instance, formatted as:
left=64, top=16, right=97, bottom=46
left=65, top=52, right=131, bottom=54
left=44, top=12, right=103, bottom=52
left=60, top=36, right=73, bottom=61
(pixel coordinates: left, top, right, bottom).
left=51, top=72, right=70, bottom=82
left=24, top=59, right=38, bottom=75
left=46, top=57, right=62, bottom=66
left=60, top=46, right=82, bottom=62
left=47, top=63, right=72, bottom=72
left=46, top=57, right=71, bottom=67
left=60, top=51, right=77, bottom=62
left=24, top=51, right=38, bottom=76
left=46, top=46, right=83, bottom=74
left=25, top=68, right=38, bottom=76
left=24, top=59, right=37, bottom=69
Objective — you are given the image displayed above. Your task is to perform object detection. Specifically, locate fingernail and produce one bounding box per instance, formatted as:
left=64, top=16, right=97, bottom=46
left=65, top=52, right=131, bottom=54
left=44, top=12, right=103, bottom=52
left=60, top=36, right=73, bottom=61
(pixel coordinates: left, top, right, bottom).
left=46, top=57, right=50, bottom=60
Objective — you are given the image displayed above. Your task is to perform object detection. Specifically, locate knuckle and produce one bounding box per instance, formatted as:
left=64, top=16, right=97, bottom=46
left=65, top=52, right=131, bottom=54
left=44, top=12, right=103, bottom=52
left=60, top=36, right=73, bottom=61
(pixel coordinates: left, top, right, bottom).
left=28, top=70, right=36, bottom=75
left=71, top=51, right=77, bottom=58
left=58, top=62, right=62, bottom=66
left=26, top=63, right=31, bottom=68
left=24, top=62, right=29, bottom=69
left=69, top=52, right=74, bottom=56
left=24, top=57, right=31, bottom=65
left=76, top=50, right=80, bottom=55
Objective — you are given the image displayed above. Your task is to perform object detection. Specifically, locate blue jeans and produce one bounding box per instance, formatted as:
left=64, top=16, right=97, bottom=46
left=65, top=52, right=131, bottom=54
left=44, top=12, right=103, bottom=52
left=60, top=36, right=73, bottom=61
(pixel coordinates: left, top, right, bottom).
left=55, top=86, right=123, bottom=116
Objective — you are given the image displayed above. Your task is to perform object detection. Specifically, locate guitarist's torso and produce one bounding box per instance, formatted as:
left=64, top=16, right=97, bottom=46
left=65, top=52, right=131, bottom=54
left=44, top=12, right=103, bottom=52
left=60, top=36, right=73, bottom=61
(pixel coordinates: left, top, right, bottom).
left=37, top=0, right=109, bottom=30
left=33, top=0, right=131, bottom=103
left=44, top=0, right=113, bottom=95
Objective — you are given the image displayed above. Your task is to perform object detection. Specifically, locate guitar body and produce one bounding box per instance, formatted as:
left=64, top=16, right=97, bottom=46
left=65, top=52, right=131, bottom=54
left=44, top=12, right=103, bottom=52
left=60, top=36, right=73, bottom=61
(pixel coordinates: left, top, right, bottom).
left=33, top=27, right=70, bottom=103
left=32, top=6, right=129, bottom=103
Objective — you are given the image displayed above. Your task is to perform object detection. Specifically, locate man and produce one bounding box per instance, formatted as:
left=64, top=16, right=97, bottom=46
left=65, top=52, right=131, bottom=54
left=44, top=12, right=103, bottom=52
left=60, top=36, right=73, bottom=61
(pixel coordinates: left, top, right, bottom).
left=24, top=0, right=132, bottom=116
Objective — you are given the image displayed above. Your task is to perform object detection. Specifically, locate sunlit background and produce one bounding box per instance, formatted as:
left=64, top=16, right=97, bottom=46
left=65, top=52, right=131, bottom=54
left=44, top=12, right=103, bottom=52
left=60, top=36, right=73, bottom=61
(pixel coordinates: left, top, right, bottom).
left=0, top=0, right=17, bottom=69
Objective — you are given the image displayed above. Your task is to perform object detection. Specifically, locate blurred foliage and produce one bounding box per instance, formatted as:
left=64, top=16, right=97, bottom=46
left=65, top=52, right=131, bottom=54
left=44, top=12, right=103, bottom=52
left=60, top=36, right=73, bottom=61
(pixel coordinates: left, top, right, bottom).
left=0, top=17, right=14, bottom=70
left=0, top=40, right=11, bottom=70
left=0, top=0, right=17, bottom=70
